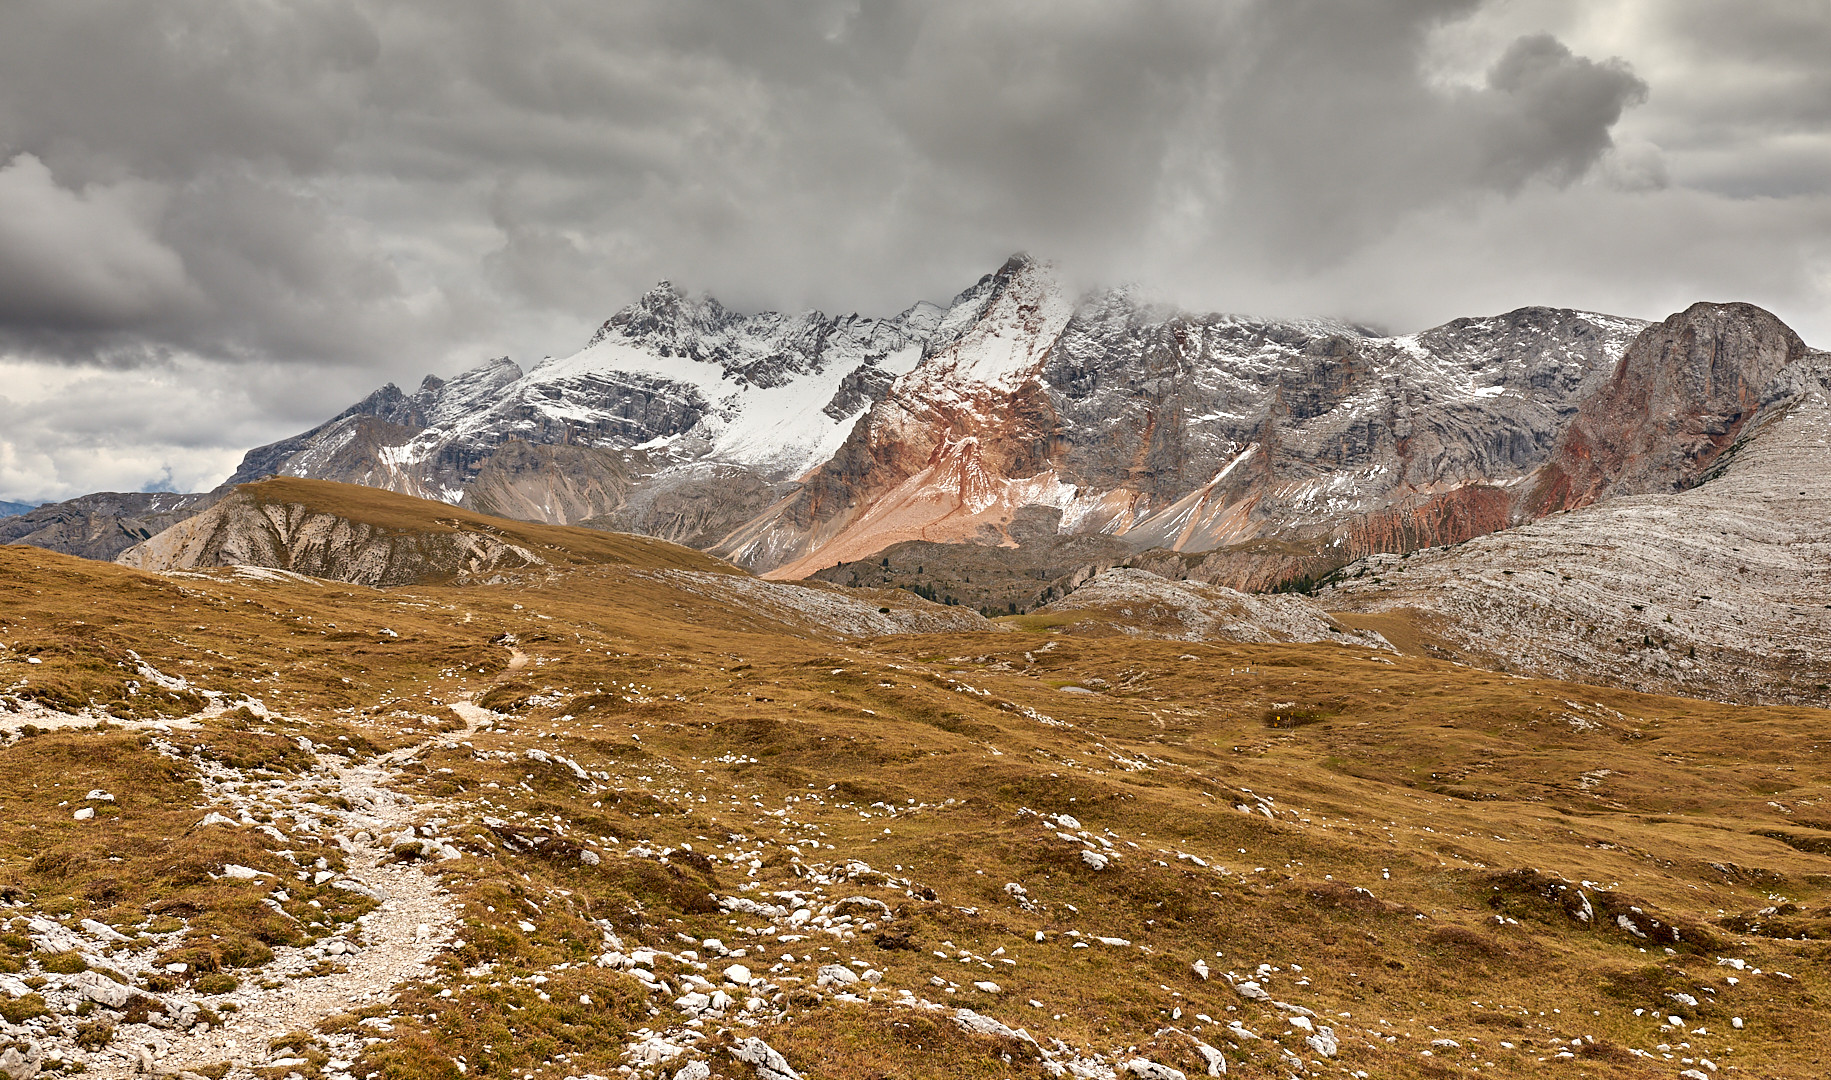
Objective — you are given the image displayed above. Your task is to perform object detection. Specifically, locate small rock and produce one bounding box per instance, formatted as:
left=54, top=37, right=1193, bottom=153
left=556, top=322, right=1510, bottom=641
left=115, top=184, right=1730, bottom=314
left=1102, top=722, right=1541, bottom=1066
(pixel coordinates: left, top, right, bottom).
left=85, top=789, right=114, bottom=802
left=816, top=964, right=859, bottom=987
left=1232, top=981, right=1269, bottom=1001
left=731, top=1037, right=803, bottom=1080
left=1081, top=850, right=1110, bottom=871
left=1304, top=1026, right=1339, bottom=1058
left=724, top=964, right=753, bottom=986
left=673, top=1063, right=711, bottom=1080
left=72, top=807, right=95, bottom=821
left=1124, top=1058, right=1187, bottom=1080
left=198, top=812, right=237, bottom=827
left=1190, top=1037, right=1227, bottom=1076
left=1192, top=959, right=1210, bottom=981
left=222, top=864, right=263, bottom=880
left=71, top=970, right=134, bottom=1008
left=973, top=981, right=1001, bottom=993
left=80, top=918, right=132, bottom=943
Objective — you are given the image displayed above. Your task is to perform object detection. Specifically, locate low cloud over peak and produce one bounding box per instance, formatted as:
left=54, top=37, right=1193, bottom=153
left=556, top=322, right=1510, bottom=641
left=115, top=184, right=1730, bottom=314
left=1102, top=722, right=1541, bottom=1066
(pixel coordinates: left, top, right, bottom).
left=1, top=0, right=1827, bottom=502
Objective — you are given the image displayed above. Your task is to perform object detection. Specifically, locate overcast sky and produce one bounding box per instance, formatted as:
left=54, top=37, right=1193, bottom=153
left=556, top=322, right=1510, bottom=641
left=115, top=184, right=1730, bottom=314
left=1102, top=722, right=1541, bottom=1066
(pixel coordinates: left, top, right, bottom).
left=2, top=0, right=1828, bottom=504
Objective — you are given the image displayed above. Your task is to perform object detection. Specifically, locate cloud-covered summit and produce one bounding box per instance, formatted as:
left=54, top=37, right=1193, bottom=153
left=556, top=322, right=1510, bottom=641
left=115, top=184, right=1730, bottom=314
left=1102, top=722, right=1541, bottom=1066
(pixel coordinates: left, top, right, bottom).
left=0, top=0, right=1827, bottom=503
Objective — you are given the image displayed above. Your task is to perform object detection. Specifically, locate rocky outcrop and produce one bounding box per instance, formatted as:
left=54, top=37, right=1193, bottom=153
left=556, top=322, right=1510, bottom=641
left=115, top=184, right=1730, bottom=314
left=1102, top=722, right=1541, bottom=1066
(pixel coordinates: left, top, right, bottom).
left=115, top=477, right=736, bottom=586
left=119, top=490, right=554, bottom=587
left=1325, top=377, right=1831, bottom=707
left=181, top=256, right=1651, bottom=590
left=1527, top=301, right=1810, bottom=515
left=38, top=262, right=1828, bottom=622
left=1035, top=568, right=1391, bottom=648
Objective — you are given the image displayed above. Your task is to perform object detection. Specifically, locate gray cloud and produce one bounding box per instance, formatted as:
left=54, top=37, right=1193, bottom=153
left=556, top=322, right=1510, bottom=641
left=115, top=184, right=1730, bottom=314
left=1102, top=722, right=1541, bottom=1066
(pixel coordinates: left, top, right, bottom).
left=0, top=0, right=1827, bottom=502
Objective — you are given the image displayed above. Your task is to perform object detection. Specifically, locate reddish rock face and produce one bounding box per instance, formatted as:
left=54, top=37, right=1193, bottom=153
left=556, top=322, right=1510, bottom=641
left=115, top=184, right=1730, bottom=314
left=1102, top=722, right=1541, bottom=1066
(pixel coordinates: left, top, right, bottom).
left=1527, top=301, right=1809, bottom=516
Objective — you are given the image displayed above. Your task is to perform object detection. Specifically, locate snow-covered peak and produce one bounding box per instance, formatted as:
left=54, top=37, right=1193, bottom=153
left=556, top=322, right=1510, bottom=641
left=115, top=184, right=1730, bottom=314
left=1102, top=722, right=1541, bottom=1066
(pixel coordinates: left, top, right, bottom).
left=901, top=254, right=1074, bottom=400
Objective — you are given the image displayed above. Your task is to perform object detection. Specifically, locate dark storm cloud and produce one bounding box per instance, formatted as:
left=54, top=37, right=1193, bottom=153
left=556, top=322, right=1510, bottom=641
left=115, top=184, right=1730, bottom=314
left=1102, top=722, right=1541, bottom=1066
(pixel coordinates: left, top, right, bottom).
left=0, top=0, right=1827, bottom=501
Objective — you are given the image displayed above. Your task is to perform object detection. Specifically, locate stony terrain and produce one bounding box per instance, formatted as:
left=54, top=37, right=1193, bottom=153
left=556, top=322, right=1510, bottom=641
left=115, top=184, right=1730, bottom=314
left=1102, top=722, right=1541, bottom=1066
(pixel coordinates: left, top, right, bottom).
left=1026, top=569, right=1392, bottom=650
left=5, top=492, right=1831, bottom=1079
left=1323, top=383, right=1831, bottom=708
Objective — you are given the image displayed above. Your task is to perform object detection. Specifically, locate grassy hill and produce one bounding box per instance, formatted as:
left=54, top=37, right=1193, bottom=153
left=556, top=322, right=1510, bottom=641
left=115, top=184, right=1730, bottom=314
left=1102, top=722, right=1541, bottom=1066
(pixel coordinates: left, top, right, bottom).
left=2, top=543, right=1829, bottom=1077
left=117, top=477, right=740, bottom=585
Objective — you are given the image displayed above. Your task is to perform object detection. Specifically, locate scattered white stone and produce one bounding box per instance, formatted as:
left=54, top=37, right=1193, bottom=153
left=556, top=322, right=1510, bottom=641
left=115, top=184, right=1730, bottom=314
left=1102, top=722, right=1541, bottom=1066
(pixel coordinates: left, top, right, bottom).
left=84, top=789, right=114, bottom=802
left=724, top=964, right=753, bottom=986
left=1125, top=1058, right=1187, bottom=1080
left=1190, top=1037, right=1227, bottom=1076
left=1081, top=850, right=1110, bottom=871
left=817, top=964, right=859, bottom=987
left=198, top=811, right=237, bottom=827
left=72, top=807, right=94, bottom=821
left=731, top=1037, right=803, bottom=1080
left=1192, top=959, right=1210, bottom=981
left=70, top=970, right=133, bottom=1009
left=673, top=1063, right=711, bottom=1080
left=973, top=981, right=1002, bottom=993
left=1233, top=981, right=1270, bottom=1001
left=79, top=918, right=131, bottom=943
left=1304, top=1026, right=1339, bottom=1058
left=222, top=864, right=264, bottom=879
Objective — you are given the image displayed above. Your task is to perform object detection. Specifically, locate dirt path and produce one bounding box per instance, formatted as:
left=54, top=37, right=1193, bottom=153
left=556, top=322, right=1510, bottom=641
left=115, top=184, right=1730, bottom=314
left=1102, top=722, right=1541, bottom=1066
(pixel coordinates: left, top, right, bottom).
left=76, top=749, right=461, bottom=1078
left=8, top=651, right=531, bottom=1078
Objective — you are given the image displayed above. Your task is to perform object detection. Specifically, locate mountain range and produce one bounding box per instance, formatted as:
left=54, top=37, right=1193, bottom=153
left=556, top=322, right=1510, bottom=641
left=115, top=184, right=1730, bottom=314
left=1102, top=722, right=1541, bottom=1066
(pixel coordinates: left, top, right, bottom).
left=6, top=254, right=1829, bottom=704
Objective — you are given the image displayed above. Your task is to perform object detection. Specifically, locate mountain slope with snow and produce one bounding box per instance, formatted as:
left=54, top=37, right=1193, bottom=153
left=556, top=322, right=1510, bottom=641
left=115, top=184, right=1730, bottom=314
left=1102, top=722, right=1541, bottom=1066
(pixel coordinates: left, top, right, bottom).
left=56, top=255, right=1779, bottom=600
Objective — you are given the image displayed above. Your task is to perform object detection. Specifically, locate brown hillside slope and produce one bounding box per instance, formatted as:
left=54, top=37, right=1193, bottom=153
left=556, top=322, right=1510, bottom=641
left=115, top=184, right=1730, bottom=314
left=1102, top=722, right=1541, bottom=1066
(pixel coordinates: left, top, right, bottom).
left=3, top=544, right=1831, bottom=1077
left=117, top=477, right=737, bottom=586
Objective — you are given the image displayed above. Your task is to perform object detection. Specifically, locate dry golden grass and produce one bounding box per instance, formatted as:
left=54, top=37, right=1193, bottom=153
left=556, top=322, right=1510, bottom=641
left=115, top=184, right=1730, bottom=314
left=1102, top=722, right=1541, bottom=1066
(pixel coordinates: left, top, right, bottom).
left=4, top=521, right=1831, bottom=1077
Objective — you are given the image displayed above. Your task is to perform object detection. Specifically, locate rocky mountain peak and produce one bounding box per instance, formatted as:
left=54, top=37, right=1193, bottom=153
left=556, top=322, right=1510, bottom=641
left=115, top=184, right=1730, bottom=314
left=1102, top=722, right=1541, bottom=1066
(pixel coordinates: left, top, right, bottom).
left=588, top=280, right=732, bottom=351
left=1527, top=300, right=1810, bottom=514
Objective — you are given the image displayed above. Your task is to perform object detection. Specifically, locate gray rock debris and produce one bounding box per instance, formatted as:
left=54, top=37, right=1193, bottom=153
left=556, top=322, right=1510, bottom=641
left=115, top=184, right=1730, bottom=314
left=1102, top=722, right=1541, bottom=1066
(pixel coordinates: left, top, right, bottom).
left=0, top=1039, right=43, bottom=1080
left=731, top=1037, right=804, bottom=1080
left=1304, top=1026, right=1339, bottom=1058
left=1124, top=1059, right=1187, bottom=1080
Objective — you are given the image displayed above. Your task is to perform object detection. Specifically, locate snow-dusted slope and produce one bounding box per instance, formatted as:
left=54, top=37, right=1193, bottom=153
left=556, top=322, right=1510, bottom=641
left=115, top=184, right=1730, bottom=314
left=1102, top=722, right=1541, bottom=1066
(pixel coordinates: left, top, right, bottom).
left=718, top=257, right=1647, bottom=581
left=221, top=254, right=1659, bottom=587
left=224, top=284, right=943, bottom=544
